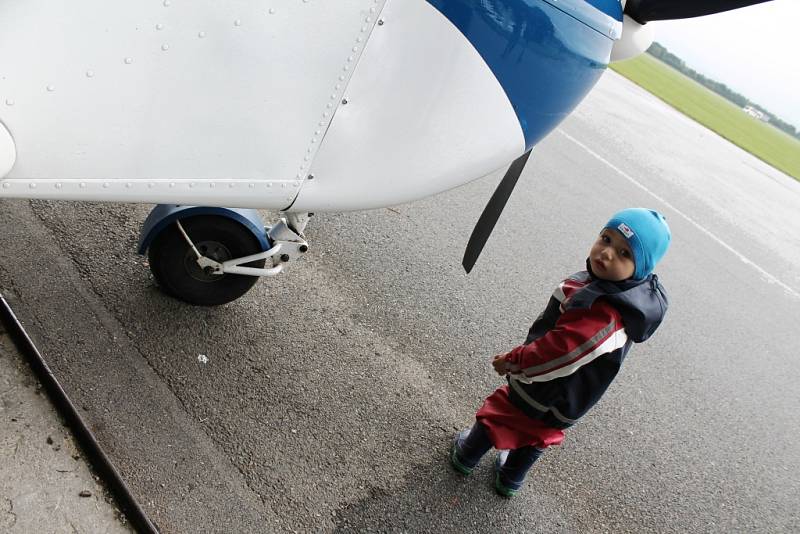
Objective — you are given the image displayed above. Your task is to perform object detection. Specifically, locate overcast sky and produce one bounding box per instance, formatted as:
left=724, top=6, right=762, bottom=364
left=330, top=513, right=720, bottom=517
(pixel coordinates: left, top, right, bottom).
left=650, top=0, right=799, bottom=130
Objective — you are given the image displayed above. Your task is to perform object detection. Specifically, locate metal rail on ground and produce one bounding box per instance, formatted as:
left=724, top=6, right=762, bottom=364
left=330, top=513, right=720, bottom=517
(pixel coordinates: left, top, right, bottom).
left=0, top=292, right=160, bottom=534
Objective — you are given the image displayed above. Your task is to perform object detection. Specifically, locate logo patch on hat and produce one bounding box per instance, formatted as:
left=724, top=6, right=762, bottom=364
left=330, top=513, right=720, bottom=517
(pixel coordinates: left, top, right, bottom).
left=617, top=222, right=634, bottom=239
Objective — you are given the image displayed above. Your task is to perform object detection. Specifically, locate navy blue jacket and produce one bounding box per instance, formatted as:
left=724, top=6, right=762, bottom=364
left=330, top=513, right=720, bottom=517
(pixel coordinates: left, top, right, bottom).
left=506, top=266, right=668, bottom=429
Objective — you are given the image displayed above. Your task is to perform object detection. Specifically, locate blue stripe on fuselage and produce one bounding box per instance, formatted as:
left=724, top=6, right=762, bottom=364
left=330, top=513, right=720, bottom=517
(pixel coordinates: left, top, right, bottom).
left=426, top=0, right=620, bottom=150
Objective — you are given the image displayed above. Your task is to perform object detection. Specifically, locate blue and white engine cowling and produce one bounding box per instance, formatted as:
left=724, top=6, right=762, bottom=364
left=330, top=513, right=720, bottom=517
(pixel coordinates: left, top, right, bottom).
left=290, top=0, right=622, bottom=211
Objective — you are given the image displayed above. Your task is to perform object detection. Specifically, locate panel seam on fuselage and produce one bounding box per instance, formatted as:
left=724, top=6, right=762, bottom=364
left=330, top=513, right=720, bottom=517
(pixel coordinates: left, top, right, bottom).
left=537, top=0, right=622, bottom=39
left=284, top=0, right=389, bottom=211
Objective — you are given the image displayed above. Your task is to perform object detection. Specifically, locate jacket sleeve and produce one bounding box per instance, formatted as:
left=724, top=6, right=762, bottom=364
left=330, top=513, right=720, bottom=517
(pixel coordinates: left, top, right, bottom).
left=504, top=301, right=628, bottom=383
left=524, top=296, right=560, bottom=345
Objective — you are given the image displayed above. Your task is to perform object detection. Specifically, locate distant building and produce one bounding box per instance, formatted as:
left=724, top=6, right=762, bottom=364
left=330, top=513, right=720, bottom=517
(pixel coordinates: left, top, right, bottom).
left=743, top=105, right=771, bottom=123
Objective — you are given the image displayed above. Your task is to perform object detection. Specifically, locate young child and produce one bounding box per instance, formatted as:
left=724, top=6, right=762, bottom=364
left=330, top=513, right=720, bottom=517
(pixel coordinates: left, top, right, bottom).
left=451, top=208, right=671, bottom=497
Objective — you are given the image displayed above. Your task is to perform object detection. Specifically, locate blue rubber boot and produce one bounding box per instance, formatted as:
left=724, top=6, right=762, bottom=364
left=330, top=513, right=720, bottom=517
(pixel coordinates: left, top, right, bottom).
left=494, top=446, right=545, bottom=497
left=450, top=422, right=492, bottom=475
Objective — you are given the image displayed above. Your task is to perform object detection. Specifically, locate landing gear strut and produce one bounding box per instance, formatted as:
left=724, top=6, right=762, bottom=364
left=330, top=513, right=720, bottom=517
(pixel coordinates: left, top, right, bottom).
left=139, top=205, right=309, bottom=306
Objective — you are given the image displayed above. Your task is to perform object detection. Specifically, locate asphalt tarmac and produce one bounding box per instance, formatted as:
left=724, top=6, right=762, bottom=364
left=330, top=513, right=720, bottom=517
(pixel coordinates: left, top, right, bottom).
left=1, top=71, right=798, bottom=533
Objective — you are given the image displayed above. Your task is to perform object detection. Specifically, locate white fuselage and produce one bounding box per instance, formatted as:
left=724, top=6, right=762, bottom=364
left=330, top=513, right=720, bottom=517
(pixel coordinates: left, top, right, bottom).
left=0, top=0, right=524, bottom=211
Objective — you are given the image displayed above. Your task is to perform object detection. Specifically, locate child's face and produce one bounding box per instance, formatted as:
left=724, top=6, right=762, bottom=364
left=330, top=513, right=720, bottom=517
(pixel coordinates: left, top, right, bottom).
left=589, top=229, right=635, bottom=281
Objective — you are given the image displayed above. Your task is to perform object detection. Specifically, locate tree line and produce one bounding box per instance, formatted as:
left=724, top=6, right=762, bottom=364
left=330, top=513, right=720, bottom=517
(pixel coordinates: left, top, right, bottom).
left=647, top=42, right=799, bottom=140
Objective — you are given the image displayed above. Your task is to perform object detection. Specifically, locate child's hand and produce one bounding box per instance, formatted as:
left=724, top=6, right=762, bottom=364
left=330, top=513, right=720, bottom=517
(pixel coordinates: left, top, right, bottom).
left=491, top=354, right=509, bottom=375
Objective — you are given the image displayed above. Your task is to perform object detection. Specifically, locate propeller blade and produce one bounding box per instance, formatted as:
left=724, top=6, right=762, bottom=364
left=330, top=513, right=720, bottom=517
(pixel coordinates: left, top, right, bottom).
left=624, top=0, right=772, bottom=24
left=462, top=149, right=532, bottom=274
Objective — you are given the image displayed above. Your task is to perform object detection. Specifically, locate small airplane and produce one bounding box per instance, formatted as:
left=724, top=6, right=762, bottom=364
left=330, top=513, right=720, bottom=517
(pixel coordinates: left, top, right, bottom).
left=0, top=0, right=771, bottom=305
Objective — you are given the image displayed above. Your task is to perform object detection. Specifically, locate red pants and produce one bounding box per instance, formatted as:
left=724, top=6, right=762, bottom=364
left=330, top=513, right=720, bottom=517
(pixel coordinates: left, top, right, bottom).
left=476, top=385, right=565, bottom=450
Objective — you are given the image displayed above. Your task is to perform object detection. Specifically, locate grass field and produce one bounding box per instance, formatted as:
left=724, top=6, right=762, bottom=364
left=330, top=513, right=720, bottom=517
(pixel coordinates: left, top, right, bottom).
left=610, top=53, right=800, bottom=181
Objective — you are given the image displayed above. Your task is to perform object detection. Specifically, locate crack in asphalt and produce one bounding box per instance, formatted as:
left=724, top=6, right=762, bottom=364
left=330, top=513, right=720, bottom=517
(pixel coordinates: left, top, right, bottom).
left=2, top=497, right=17, bottom=528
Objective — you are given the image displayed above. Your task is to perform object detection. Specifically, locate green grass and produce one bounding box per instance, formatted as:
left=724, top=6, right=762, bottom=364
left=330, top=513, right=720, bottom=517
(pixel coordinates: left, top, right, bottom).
left=610, top=53, right=800, bottom=181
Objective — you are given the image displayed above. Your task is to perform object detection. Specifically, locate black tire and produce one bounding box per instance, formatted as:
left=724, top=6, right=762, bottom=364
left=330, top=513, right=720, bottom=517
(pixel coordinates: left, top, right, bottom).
left=147, top=215, right=266, bottom=306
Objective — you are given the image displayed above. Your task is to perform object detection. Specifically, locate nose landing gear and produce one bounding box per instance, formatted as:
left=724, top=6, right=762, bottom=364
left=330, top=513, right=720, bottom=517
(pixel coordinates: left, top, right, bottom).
left=139, top=205, right=309, bottom=306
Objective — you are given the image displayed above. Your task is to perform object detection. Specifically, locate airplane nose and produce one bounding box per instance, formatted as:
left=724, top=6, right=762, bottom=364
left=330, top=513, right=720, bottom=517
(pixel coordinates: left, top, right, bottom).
left=0, top=121, right=15, bottom=179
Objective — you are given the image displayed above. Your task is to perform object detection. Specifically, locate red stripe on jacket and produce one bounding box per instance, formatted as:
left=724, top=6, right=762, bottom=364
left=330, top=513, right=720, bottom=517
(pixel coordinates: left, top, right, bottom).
left=503, top=279, right=625, bottom=381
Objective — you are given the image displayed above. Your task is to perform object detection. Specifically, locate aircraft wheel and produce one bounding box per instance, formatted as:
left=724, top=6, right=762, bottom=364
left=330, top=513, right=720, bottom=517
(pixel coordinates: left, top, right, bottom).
left=148, top=215, right=266, bottom=306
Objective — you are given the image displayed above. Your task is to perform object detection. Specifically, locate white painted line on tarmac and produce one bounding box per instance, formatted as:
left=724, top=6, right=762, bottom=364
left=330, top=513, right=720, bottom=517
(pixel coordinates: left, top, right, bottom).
left=558, top=129, right=800, bottom=300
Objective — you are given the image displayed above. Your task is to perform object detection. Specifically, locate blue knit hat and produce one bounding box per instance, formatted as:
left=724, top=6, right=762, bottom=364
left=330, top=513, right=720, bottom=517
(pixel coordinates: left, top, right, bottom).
left=605, top=208, right=671, bottom=280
